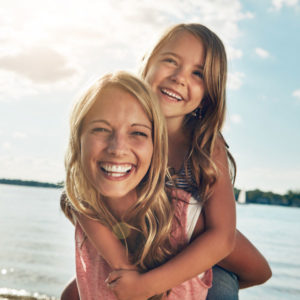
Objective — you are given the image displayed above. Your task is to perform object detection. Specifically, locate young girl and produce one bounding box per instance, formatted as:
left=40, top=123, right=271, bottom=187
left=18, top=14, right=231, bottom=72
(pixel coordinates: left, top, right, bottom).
left=103, top=23, right=271, bottom=299
left=62, top=71, right=213, bottom=300
left=61, top=23, right=271, bottom=299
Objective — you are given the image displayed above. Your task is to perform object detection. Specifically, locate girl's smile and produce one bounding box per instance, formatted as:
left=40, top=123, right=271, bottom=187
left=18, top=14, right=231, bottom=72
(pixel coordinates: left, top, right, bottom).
left=80, top=86, right=153, bottom=207
left=145, top=31, right=206, bottom=123
left=160, top=87, right=184, bottom=101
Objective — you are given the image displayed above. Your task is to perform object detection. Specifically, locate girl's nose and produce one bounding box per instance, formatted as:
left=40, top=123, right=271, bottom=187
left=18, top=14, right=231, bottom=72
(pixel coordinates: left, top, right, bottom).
left=170, top=67, right=187, bottom=86
left=107, top=133, right=129, bottom=156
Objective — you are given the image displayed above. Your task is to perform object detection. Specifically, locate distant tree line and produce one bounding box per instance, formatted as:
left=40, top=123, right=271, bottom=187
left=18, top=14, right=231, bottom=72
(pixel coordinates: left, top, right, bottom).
left=234, top=188, right=300, bottom=207
left=1, top=178, right=299, bottom=207
left=0, top=178, right=63, bottom=189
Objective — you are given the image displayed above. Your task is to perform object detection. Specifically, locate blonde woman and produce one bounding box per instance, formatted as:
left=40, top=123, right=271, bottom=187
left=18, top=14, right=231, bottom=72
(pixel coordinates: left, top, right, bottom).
left=61, top=71, right=212, bottom=299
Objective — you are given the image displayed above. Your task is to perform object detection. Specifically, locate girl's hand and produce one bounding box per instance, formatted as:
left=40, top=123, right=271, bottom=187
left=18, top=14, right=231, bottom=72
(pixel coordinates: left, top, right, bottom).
left=106, top=269, right=152, bottom=300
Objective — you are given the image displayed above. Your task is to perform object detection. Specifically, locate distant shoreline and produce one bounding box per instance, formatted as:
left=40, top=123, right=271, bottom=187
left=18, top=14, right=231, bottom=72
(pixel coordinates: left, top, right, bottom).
left=1, top=178, right=299, bottom=207
left=0, top=178, right=63, bottom=189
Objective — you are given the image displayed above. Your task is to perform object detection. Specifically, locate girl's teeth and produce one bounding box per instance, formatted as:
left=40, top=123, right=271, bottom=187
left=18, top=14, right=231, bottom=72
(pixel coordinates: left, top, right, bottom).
left=161, top=88, right=182, bottom=101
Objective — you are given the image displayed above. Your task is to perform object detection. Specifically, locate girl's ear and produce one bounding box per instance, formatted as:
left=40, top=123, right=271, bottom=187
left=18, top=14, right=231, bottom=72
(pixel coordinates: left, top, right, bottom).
left=191, top=107, right=202, bottom=119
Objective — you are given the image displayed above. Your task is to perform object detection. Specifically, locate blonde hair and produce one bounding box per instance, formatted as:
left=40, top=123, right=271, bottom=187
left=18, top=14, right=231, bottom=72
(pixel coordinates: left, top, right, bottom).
left=63, top=71, right=173, bottom=275
left=141, top=23, right=236, bottom=202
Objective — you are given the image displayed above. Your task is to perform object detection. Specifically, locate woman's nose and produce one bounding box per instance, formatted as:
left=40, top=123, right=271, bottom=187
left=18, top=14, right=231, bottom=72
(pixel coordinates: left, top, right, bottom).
left=107, top=133, right=129, bottom=156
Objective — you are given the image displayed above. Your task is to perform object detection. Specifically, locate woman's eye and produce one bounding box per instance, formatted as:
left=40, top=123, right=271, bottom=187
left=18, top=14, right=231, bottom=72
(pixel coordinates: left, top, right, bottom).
left=92, top=127, right=109, bottom=133
left=193, top=70, right=204, bottom=79
left=132, top=131, right=148, bottom=137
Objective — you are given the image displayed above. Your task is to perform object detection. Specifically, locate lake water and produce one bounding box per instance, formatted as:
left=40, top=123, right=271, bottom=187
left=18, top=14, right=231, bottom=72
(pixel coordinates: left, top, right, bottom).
left=0, top=184, right=299, bottom=299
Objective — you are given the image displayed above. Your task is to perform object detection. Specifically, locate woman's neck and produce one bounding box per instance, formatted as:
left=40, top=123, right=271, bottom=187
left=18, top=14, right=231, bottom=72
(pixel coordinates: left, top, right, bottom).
left=104, top=191, right=137, bottom=220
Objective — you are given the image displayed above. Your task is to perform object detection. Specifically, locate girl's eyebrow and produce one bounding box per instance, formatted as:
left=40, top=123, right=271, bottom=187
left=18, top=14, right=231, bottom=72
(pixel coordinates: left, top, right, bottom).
left=160, top=51, right=204, bottom=70
left=160, top=51, right=179, bottom=58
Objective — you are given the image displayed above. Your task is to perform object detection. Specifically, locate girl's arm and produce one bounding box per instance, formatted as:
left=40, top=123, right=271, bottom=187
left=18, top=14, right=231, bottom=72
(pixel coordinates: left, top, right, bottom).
left=107, top=228, right=272, bottom=299
left=106, top=207, right=271, bottom=299
left=144, top=136, right=236, bottom=292
left=108, top=136, right=237, bottom=298
left=76, top=213, right=134, bottom=270
left=79, top=137, right=270, bottom=299
left=74, top=214, right=147, bottom=300
left=189, top=210, right=271, bottom=288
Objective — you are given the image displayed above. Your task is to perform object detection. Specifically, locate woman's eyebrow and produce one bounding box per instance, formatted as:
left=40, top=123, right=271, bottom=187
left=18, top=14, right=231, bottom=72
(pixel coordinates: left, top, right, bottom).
left=89, top=119, right=110, bottom=125
left=131, top=123, right=152, bottom=131
left=88, top=120, right=151, bottom=131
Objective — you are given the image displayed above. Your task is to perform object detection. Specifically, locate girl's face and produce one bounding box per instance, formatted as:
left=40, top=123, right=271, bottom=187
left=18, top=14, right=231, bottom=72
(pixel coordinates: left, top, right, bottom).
left=145, top=31, right=206, bottom=123
left=80, top=86, right=153, bottom=206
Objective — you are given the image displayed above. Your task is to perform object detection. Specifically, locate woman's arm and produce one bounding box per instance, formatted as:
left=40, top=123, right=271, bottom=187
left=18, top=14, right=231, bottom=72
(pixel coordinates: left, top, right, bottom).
left=218, top=229, right=272, bottom=288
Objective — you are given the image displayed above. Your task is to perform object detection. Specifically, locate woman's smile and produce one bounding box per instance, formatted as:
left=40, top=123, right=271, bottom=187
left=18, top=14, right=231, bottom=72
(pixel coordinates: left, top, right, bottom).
left=99, top=162, right=134, bottom=179
left=80, top=86, right=153, bottom=203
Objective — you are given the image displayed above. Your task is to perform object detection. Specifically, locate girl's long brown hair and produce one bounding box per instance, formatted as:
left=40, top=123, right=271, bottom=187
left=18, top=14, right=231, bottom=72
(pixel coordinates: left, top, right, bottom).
left=141, top=23, right=236, bottom=202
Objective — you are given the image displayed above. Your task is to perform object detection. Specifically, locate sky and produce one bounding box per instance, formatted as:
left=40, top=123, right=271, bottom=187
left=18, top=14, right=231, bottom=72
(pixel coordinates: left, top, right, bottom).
left=0, top=0, right=299, bottom=194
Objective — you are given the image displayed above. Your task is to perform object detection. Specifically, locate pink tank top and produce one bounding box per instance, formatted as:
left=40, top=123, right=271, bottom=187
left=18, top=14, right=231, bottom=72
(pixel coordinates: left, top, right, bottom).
left=75, top=189, right=212, bottom=299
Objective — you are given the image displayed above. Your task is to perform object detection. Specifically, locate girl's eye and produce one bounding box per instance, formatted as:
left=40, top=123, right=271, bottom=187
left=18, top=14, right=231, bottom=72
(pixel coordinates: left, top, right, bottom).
left=164, top=58, right=177, bottom=65
left=193, top=70, right=204, bottom=79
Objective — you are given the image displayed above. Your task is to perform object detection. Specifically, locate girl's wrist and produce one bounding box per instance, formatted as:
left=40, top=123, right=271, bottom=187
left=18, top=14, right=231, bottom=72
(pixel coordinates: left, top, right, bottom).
left=139, top=268, right=166, bottom=297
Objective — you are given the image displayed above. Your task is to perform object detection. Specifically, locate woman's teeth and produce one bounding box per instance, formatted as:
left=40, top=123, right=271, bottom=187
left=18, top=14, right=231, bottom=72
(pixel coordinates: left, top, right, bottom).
left=161, top=88, right=183, bottom=101
left=100, top=163, right=132, bottom=177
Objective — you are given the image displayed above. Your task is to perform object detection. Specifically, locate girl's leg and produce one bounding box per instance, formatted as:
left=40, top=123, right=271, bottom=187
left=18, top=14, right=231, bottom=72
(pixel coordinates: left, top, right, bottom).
left=206, top=265, right=239, bottom=300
